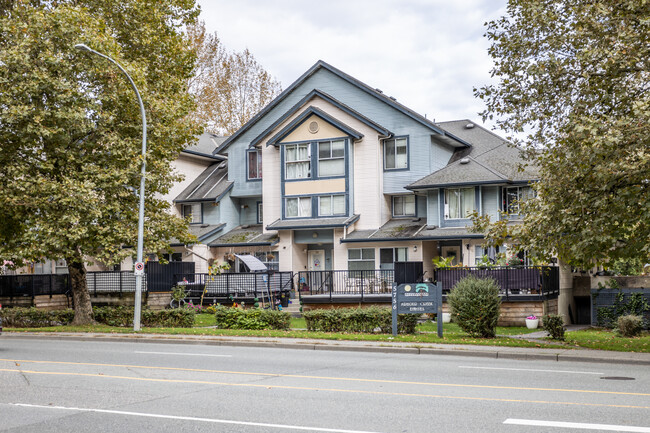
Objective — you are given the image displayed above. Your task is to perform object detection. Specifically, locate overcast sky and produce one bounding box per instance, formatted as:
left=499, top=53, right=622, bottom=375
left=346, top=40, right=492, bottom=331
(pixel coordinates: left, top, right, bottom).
left=196, top=0, right=507, bottom=129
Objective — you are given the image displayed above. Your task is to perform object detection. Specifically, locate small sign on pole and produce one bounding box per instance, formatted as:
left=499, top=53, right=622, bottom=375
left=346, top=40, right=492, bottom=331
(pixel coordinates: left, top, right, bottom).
left=134, top=262, right=145, bottom=276
left=392, top=282, right=443, bottom=337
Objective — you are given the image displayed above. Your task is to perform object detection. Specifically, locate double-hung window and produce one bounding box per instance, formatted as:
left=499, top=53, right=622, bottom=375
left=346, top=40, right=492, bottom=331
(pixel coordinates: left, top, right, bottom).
left=318, top=140, right=345, bottom=177
left=444, top=188, right=475, bottom=219
left=285, top=196, right=311, bottom=218
left=182, top=203, right=202, bottom=224
left=347, top=248, right=375, bottom=271
left=285, top=143, right=310, bottom=179
left=393, top=195, right=415, bottom=217
left=503, top=186, right=534, bottom=215
left=319, top=194, right=345, bottom=216
left=384, top=137, right=408, bottom=170
left=247, top=149, right=262, bottom=180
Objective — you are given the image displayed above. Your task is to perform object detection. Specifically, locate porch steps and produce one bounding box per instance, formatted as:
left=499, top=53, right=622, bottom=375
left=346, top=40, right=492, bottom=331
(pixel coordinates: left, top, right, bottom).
left=283, top=296, right=302, bottom=317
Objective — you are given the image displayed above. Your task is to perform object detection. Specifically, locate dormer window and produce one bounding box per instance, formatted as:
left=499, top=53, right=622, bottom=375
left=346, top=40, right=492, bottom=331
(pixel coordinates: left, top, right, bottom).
left=182, top=203, right=202, bottom=224
left=384, top=137, right=408, bottom=170
left=247, top=149, right=262, bottom=180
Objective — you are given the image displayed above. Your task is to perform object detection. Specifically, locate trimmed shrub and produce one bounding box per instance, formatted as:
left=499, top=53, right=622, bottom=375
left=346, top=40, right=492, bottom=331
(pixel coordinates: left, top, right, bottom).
left=542, top=314, right=565, bottom=340
left=0, top=307, right=74, bottom=327
left=616, top=315, right=643, bottom=338
left=93, top=306, right=195, bottom=328
left=214, top=306, right=290, bottom=330
left=303, top=307, right=417, bottom=334
left=93, top=306, right=133, bottom=327
left=447, top=275, right=501, bottom=338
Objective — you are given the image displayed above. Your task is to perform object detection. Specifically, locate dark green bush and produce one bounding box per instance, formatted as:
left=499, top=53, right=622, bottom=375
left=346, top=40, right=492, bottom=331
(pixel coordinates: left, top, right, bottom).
left=92, top=306, right=133, bottom=327
left=616, top=315, right=643, bottom=338
left=447, top=275, right=501, bottom=338
left=92, top=306, right=195, bottom=328
left=214, top=306, right=290, bottom=330
left=542, top=314, right=565, bottom=340
left=303, top=307, right=417, bottom=334
left=0, top=307, right=74, bottom=327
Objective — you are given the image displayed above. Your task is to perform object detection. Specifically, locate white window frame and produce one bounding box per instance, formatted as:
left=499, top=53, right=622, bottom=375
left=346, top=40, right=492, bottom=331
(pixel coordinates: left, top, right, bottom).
left=392, top=195, right=416, bottom=217
left=317, top=139, right=345, bottom=177
left=444, top=187, right=475, bottom=219
left=347, top=248, right=375, bottom=271
left=285, top=196, right=312, bottom=218
left=384, top=137, right=408, bottom=170
left=318, top=194, right=346, bottom=216
left=503, top=186, right=534, bottom=215
left=285, top=143, right=311, bottom=180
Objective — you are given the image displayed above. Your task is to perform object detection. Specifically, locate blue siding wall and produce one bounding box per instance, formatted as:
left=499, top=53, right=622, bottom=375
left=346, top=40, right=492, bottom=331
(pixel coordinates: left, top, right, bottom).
left=219, top=191, right=240, bottom=234
left=225, top=68, right=455, bottom=197
left=417, top=195, right=427, bottom=218
left=481, top=186, right=499, bottom=220
left=427, top=189, right=439, bottom=226
left=239, top=197, right=261, bottom=225
left=202, top=201, right=220, bottom=225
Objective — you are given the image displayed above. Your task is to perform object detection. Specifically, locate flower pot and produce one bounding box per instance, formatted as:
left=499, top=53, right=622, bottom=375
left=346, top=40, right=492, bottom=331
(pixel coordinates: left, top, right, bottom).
left=525, top=318, right=539, bottom=329
left=442, top=313, right=451, bottom=323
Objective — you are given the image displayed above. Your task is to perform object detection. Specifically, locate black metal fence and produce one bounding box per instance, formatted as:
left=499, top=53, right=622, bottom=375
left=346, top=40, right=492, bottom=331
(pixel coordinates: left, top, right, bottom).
left=591, top=288, right=650, bottom=327
left=0, top=273, right=71, bottom=298
left=434, top=266, right=560, bottom=299
left=173, top=271, right=294, bottom=303
left=297, top=270, right=395, bottom=299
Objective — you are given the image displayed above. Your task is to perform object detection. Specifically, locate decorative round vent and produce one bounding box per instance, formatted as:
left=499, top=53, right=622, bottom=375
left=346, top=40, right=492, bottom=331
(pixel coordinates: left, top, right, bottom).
left=308, top=121, right=319, bottom=134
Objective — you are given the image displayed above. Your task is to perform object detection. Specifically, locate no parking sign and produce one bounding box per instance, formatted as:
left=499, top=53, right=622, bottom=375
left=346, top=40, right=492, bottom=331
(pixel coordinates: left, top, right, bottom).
left=134, top=262, right=145, bottom=276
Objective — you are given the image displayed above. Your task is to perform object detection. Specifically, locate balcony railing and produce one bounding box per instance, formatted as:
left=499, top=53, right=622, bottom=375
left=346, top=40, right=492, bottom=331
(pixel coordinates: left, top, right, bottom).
left=173, top=271, right=294, bottom=302
left=297, top=270, right=394, bottom=301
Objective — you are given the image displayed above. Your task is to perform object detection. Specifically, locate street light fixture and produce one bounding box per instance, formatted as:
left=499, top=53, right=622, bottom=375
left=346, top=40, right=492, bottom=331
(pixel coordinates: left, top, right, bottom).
left=74, top=43, right=147, bottom=331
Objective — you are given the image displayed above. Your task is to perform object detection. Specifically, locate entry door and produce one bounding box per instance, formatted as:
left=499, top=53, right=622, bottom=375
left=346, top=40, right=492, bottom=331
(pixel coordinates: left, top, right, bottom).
left=441, top=246, right=461, bottom=266
left=308, top=249, right=325, bottom=271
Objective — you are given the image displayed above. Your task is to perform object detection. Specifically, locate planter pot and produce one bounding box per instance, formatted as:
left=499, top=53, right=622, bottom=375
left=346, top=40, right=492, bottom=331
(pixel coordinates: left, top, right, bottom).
left=442, top=313, right=451, bottom=323
left=525, top=318, right=539, bottom=329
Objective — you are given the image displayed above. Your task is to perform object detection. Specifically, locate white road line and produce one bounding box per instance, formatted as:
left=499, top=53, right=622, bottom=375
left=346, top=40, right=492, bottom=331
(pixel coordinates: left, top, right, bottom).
left=134, top=351, right=232, bottom=357
left=459, top=366, right=603, bottom=375
left=504, top=419, right=650, bottom=432
left=9, top=403, right=383, bottom=433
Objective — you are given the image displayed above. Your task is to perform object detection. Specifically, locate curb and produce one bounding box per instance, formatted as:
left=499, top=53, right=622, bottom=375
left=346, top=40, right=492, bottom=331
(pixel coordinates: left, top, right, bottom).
left=4, top=332, right=650, bottom=365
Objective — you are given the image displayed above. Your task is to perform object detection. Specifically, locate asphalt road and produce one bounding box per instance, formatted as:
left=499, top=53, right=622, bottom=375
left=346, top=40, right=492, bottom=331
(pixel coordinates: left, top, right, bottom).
left=0, top=337, right=649, bottom=432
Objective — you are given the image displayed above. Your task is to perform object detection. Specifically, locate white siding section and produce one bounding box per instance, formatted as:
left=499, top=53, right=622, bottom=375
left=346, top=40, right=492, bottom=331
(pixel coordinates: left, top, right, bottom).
left=167, top=154, right=213, bottom=216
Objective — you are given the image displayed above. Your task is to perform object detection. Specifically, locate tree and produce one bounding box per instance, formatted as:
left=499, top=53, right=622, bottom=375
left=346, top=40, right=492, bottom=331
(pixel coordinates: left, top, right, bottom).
left=474, top=0, right=650, bottom=268
left=186, top=20, right=282, bottom=135
left=0, top=1, right=200, bottom=324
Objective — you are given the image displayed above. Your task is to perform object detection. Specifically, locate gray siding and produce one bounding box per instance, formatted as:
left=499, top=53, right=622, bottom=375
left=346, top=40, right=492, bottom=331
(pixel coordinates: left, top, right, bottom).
left=239, top=197, right=261, bottom=225
left=417, top=195, right=427, bottom=218
left=219, top=191, right=240, bottom=234
left=201, top=201, right=220, bottom=225
left=481, top=186, right=499, bottom=220
left=427, top=189, right=439, bottom=226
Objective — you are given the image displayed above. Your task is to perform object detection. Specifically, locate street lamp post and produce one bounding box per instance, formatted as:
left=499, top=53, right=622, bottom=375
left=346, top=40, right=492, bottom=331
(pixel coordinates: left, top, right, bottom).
left=75, top=44, right=146, bottom=331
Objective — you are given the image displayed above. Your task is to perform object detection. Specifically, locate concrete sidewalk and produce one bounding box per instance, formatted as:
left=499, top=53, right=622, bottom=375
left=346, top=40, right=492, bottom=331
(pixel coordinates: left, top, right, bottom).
left=4, top=331, right=649, bottom=366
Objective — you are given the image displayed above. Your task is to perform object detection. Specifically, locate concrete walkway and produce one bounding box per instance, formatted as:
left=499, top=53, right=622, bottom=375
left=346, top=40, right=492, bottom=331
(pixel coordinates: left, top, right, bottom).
left=4, top=329, right=649, bottom=366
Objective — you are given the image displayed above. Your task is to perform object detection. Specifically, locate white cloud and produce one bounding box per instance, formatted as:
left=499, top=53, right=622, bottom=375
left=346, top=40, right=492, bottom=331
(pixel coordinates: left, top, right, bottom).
left=196, top=0, right=506, bottom=128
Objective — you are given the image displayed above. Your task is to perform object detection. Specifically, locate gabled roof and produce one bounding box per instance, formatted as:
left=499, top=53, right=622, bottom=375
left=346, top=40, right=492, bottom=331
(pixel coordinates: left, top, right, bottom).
left=216, top=60, right=470, bottom=154
left=174, top=161, right=233, bottom=203
left=265, top=106, right=364, bottom=147
left=209, top=225, right=279, bottom=247
left=249, top=89, right=391, bottom=147
left=169, top=223, right=226, bottom=246
left=407, top=120, right=539, bottom=189
left=183, top=132, right=227, bottom=160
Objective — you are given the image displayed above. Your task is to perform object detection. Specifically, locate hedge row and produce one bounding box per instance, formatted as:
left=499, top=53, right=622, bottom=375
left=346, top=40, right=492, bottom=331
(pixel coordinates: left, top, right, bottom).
left=214, top=306, right=290, bottom=330
left=303, top=307, right=418, bottom=334
left=0, top=306, right=195, bottom=328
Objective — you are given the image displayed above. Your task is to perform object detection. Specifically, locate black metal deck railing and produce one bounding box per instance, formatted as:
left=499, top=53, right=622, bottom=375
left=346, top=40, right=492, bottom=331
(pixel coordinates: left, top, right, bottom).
left=173, top=271, right=294, bottom=302
left=297, top=270, right=395, bottom=301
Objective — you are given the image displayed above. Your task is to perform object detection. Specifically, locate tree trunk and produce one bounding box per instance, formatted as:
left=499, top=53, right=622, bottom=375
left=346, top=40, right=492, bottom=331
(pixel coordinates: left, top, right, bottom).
left=67, top=249, right=95, bottom=325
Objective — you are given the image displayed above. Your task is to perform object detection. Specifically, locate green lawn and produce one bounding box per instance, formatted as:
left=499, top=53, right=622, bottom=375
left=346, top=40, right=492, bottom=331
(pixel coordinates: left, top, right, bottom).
left=6, top=314, right=648, bottom=353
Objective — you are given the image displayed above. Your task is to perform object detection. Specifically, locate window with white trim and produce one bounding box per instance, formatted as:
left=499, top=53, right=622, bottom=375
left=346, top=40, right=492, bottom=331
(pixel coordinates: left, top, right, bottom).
left=503, top=186, right=534, bottom=214
left=384, top=137, right=408, bottom=170
left=444, top=188, right=475, bottom=219
left=285, top=196, right=311, bottom=218
left=347, top=248, right=375, bottom=271
left=318, top=140, right=345, bottom=177
left=182, top=203, right=202, bottom=224
left=392, top=195, right=415, bottom=217
left=285, top=143, right=310, bottom=179
left=318, top=194, right=346, bottom=216
left=247, top=149, right=262, bottom=179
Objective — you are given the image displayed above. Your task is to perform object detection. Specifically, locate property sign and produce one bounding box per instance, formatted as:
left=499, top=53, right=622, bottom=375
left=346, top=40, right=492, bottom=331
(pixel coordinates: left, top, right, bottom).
left=392, top=282, right=443, bottom=337
left=134, top=262, right=145, bottom=276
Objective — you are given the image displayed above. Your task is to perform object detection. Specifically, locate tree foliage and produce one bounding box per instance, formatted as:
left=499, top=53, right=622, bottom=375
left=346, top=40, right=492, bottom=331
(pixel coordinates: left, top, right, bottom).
left=474, top=0, right=650, bottom=268
left=186, top=20, right=282, bottom=135
left=0, top=0, right=200, bottom=323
